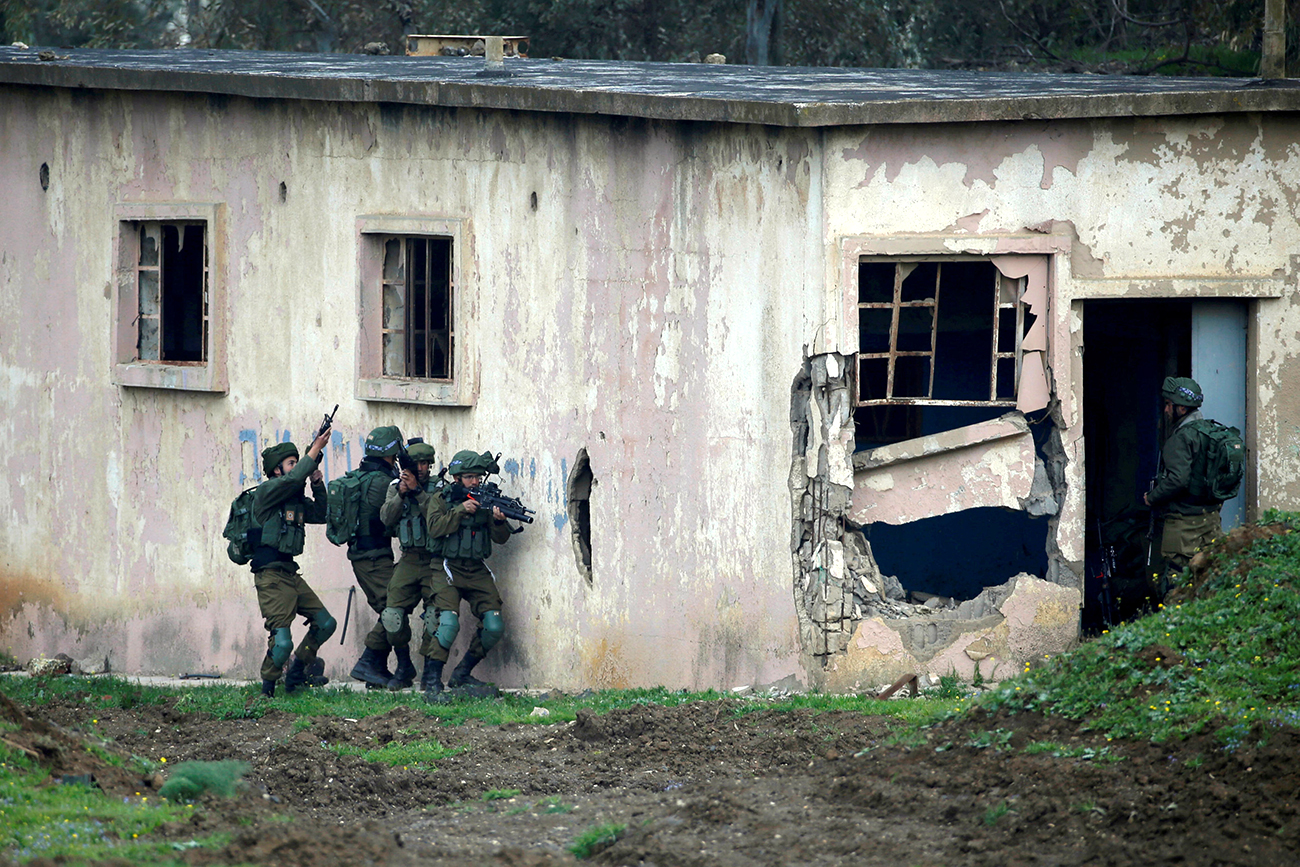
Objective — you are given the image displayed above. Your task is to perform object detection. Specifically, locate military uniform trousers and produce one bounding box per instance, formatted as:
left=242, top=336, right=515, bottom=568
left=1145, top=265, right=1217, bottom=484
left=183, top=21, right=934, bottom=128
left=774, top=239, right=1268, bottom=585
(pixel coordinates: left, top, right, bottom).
left=352, top=557, right=396, bottom=653
left=421, top=557, right=504, bottom=661
left=386, top=549, right=449, bottom=648
left=1161, top=509, right=1221, bottom=579
left=254, top=567, right=329, bottom=682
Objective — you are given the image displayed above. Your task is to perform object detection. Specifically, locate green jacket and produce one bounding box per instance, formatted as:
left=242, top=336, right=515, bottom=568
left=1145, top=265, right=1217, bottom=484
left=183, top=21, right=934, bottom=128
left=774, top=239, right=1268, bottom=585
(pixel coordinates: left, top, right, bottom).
left=1149, top=410, right=1218, bottom=516
left=381, top=476, right=436, bottom=552
left=250, top=453, right=328, bottom=572
left=424, top=487, right=512, bottom=560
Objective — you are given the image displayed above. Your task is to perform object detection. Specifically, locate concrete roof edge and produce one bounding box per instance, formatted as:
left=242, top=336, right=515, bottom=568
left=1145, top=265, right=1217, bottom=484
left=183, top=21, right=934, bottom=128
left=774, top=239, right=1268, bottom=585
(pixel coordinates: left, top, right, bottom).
left=2, top=60, right=1299, bottom=126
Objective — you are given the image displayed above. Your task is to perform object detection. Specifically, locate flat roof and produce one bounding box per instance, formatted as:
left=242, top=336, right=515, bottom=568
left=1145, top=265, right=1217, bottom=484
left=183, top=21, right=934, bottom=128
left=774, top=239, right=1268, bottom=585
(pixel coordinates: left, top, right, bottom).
left=2, top=45, right=1298, bottom=127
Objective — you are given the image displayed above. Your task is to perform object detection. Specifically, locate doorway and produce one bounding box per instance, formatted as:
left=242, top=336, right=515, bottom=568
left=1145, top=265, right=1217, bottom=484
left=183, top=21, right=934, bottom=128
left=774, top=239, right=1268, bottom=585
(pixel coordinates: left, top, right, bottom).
left=1081, top=299, right=1248, bottom=630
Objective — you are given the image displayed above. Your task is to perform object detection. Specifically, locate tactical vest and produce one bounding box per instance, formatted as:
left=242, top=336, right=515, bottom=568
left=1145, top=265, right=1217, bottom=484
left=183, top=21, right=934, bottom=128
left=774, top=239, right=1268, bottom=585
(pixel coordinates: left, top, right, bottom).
left=352, top=470, right=394, bottom=552
left=428, top=492, right=495, bottom=560
left=397, top=481, right=437, bottom=550
left=251, top=493, right=308, bottom=569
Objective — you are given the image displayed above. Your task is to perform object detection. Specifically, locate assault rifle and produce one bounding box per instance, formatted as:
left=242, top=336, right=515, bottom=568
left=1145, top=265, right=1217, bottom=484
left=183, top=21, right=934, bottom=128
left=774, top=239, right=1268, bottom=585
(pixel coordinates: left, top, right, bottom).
left=396, top=437, right=424, bottom=476
left=449, top=480, right=535, bottom=525
left=316, top=404, right=338, bottom=440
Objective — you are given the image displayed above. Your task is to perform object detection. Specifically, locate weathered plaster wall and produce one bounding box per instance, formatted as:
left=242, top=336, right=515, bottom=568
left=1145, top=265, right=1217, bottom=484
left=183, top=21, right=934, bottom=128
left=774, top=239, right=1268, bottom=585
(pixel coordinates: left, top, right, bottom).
left=0, top=86, right=815, bottom=688
left=4, top=87, right=1300, bottom=691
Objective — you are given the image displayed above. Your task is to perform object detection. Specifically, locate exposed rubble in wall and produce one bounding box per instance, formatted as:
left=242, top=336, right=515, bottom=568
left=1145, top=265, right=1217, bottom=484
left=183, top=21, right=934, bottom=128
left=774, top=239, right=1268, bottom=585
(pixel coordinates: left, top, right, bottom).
left=790, top=352, right=903, bottom=667
left=790, top=350, right=1078, bottom=674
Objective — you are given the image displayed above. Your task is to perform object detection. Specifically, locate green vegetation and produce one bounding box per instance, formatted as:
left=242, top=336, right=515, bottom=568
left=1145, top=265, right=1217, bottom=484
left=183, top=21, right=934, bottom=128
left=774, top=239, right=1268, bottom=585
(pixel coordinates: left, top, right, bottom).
left=0, top=744, right=206, bottom=864
left=482, top=788, right=521, bottom=801
left=569, top=822, right=626, bottom=859
left=156, top=760, right=250, bottom=801
left=981, top=512, right=1300, bottom=748
left=327, top=739, right=465, bottom=769
left=982, top=801, right=1011, bottom=826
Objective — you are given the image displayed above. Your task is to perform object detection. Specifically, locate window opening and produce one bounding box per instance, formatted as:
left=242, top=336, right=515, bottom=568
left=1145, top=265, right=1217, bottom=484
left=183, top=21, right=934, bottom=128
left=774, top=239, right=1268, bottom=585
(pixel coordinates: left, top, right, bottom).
left=135, top=222, right=208, bottom=363
left=567, top=450, right=594, bottom=584
left=381, top=236, right=454, bottom=380
left=855, top=259, right=1026, bottom=449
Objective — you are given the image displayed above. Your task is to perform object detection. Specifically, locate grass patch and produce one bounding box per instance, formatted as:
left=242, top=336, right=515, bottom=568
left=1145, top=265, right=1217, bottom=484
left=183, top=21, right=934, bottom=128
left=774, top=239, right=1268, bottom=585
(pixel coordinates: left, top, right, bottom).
left=1022, top=742, right=1123, bottom=763
left=482, top=788, right=520, bottom=801
left=569, top=822, right=626, bottom=859
left=327, top=739, right=466, bottom=769
left=979, top=511, right=1300, bottom=746
left=982, top=801, right=1011, bottom=826
left=0, top=743, right=208, bottom=864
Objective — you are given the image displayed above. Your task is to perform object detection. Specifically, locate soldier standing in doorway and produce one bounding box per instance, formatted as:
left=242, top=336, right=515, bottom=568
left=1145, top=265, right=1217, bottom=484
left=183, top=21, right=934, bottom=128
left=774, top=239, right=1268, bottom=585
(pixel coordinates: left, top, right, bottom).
left=1144, top=376, right=1224, bottom=591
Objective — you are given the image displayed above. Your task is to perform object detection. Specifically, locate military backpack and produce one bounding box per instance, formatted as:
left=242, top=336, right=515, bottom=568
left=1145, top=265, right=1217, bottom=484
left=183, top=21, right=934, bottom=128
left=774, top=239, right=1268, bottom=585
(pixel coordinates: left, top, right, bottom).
left=325, top=470, right=370, bottom=546
left=222, top=487, right=259, bottom=565
left=1187, top=418, right=1245, bottom=502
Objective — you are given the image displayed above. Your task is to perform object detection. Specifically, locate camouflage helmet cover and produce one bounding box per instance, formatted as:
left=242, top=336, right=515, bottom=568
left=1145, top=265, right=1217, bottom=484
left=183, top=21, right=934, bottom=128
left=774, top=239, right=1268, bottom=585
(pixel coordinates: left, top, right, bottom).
left=1161, top=376, right=1203, bottom=408
left=262, top=441, right=300, bottom=476
left=448, top=449, right=499, bottom=477
left=364, top=425, right=404, bottom=458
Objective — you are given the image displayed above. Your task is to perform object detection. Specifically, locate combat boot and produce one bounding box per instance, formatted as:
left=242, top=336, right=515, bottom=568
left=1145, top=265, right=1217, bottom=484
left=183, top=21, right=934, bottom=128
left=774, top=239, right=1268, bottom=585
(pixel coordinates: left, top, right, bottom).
left=447, top=652, right=499, bottom=698
left=421, top=658, right=447, bottom=704
left=283, top=656, right=310, bottom=694
left=350, top=647, right=393, bottom=689
left=388, top=646, right=417, bottom=691
left=306, top=657, right=329, bottom=687
left=260, top=679, right=276, bottom=698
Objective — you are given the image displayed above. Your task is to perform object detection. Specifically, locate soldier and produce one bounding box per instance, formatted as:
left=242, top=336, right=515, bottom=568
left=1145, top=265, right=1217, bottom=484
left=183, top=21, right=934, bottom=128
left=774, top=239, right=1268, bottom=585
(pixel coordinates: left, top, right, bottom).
left=378, top=439, right=449, bottom=691
left=251, top=427, right=336, bottom=697
left=346, top=425, right=403, bottom=688
left=1144, top=376, right=1223, bottom=588
left=424, top=450, right=515, bottom=699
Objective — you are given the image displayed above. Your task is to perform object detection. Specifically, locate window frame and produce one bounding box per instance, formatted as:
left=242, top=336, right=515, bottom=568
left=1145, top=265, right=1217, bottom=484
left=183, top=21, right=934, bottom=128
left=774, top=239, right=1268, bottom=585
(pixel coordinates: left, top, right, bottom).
left=855, top=256, right=1026, bottom=409
left=112, top=202, right=226, bottom=393
left=355, top=215, right=475, bottom=407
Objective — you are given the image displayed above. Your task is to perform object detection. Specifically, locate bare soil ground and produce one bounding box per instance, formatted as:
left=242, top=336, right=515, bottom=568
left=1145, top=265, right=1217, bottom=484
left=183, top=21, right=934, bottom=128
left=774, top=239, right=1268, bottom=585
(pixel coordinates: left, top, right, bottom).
left=4, top=689, right=1299, bottom=866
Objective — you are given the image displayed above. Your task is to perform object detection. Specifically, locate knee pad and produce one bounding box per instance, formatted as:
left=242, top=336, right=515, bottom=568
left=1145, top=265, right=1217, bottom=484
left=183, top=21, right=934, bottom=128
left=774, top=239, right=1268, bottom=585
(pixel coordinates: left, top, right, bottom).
left=381, top=606, right=407, bottom=635
left=309, top=610, right=337, bottom=644
left=269, top=627, right=294, bottom=667
left=480, top=610, right=504, bottom=651
left=435, top=610, right=459, bottom=650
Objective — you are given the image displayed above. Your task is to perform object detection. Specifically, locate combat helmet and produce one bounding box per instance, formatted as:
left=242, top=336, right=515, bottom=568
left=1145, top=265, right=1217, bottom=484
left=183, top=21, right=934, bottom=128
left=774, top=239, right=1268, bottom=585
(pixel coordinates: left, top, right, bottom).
left=261, top=442, right=299, bottom=476
left=364, top=425, right=403, bottom=458
left=407, top=441, right=436, bottom=463
left=447, top=449, right=499, bottom=478
left=1161, top=376, right=1203, bottom=408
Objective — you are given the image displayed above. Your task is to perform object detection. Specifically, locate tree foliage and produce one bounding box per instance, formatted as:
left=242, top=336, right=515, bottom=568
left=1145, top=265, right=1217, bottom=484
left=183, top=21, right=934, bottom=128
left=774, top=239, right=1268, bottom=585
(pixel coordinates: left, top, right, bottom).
left=2, top=0, right=1298, bottom=75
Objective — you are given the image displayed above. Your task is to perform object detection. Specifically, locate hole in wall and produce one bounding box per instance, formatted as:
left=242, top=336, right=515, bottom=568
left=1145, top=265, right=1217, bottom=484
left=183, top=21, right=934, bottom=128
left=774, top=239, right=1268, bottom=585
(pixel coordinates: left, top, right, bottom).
left=529, top=191, right=538, bottom=211
left=865, top=507, right=1050, bottom=603
left=279, top=181, right=288, bottom=203
left=567, top=449, right=594, bottom=584
left=39, top=162, right=49, bottom=191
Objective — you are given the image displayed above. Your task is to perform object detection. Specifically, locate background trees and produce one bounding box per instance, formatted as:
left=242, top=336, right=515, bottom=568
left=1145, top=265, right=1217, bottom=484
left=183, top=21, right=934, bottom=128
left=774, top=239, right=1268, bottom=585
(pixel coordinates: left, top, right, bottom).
left=2, top=0, right=1296, bottom=75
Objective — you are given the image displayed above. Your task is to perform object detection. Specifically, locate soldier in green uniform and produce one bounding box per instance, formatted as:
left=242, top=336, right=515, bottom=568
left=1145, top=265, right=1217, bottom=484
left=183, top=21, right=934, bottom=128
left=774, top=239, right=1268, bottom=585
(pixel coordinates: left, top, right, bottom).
left=423, top=450, right=515, bottom=699
left=378, top=440, right=451, bottom=691
left=251, top=427, right=336, bottom=697
left=1144, top=376, right=1222, bottom=589
left=346, top=425, right=403, bottom=688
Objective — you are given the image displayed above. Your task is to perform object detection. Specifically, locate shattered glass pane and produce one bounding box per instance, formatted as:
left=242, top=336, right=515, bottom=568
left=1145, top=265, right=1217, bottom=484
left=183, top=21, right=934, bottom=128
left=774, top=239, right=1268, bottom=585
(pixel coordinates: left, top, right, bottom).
left=383, top=283, right=404, bottom=330
left=138, top=270, right=160, bottom=316
left=382, top=332, right=404, bottom=376
left=138, top=317, right=159, bottom=360
left=139, top=224, right=159, bottom=267
left=383, top=238, right=404, bottom=282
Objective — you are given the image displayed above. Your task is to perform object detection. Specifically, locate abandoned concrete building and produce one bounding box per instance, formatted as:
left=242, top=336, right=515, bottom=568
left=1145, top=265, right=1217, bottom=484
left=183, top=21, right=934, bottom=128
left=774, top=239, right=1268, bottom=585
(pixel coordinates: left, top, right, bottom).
left=2, top=46, right=1299, bottom=691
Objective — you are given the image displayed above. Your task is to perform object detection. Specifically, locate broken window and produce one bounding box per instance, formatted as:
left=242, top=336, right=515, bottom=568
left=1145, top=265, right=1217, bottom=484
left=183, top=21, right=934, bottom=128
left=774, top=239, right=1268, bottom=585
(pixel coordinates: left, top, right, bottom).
left=134, top=222, right=208, bottom=363
left=855, top=259, right=1029, bottom=448
left=381, top=236, right=454, bottom=380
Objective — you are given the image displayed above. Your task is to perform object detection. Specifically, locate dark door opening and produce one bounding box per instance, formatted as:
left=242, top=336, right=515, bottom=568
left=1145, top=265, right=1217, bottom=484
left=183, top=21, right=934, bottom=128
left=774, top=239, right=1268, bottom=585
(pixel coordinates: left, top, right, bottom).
left=1082, top=300, right=1191, bottom=629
